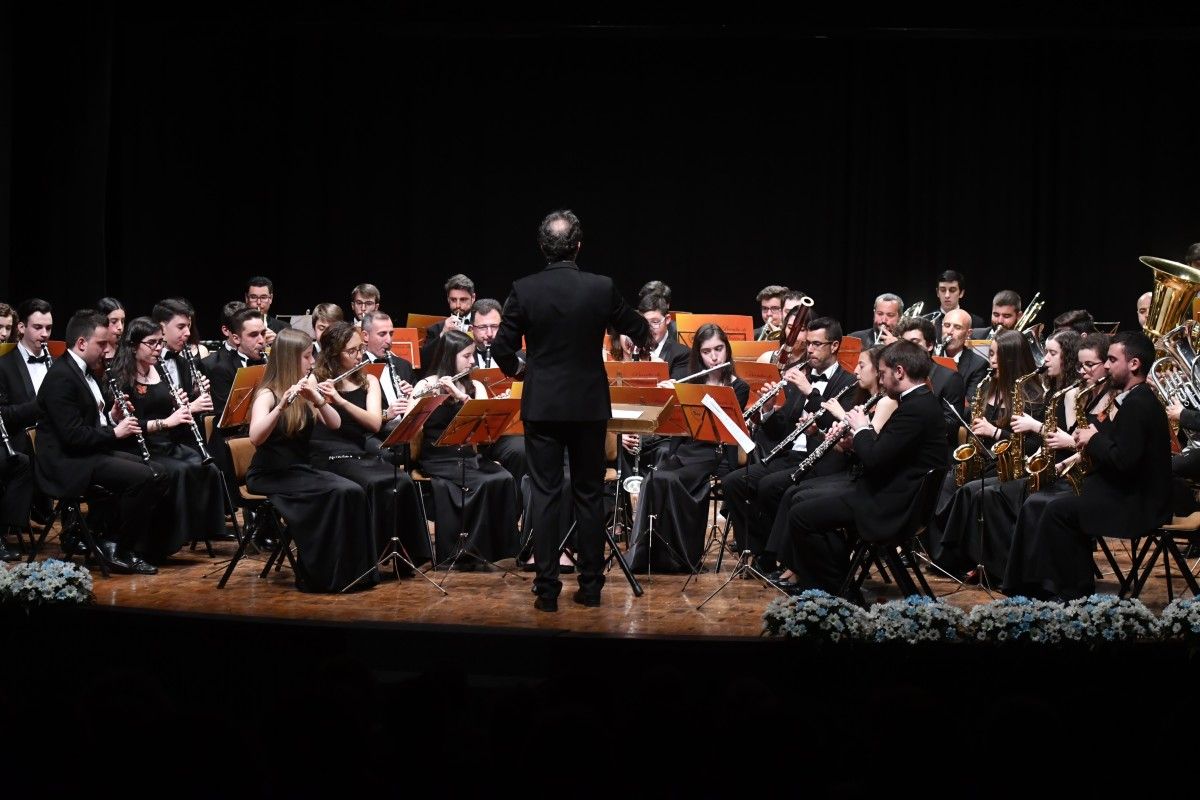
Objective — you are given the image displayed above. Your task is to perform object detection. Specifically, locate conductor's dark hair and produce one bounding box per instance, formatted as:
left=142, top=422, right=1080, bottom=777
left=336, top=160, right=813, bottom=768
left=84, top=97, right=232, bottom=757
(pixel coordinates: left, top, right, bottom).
left=937, top=270, right=965, bottom=288
left=65, top=309, right=105, bottom=348
left=880, top=340, right=932, bottom=381
left=246, top=276, right=274, bottom=294
left=16, top=298, right=52, bottom=324
left=96, top=297, right=125, bottom=317
left=1112, top=331, right=1155, bottom=377
left=637, top=293, right=669, bottom=315
left=639, top=281, right=671, bottom=303
left=896, top=316, right=937, bottom=349
left=807, top=316, right=843, bottom=343
left=538, top=209, right=583, bottom=262
left=152, top=298, right=194, bottom=325
left=992, top=290, right=1022, bottom=310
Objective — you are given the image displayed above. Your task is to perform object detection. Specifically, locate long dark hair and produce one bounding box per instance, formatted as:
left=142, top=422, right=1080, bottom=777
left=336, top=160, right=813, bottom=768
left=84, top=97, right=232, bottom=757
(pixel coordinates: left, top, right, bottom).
left=687, top=323, right=736, bottom=384
left=314, top=322, right=367, bottom=389
left=852, top=343, right=889, bottom=405
left=110, top=316, right=160, bottom=389
left=991, top=329, right=1044, bottom=425
left=1046, top=329, right=1081, bottom=393
left=429, top=329, right=475, bottom=395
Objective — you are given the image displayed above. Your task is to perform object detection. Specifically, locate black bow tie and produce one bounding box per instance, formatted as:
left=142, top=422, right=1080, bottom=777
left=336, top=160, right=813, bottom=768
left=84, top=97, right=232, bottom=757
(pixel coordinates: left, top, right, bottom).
left=163, top=350, right=181, bottom=361
left=244, top=357, right=266, bottom=367
left=27, top=355, right=48, bottom=365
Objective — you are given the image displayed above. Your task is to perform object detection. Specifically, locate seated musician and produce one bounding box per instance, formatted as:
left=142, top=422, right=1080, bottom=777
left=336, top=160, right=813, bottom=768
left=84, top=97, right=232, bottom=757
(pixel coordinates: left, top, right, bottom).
left=624, top=323, right=749, bottom=573
left=756, top=290, right=810, bottom=363
left=419, top=273, right=476, bottom=369
left=638, top=280, right=678, bottom=342
left=96, top=297, right=126, bottom=342
left=470, top=298, right=526, bottom=489
left=245, top=276, right=287, bottom=346
left=926, top=269, right=985, bottom=330
left=848, top=293, right=903, bottom=349
left=970, top=289, right=1022, bottom=339
left=754, top=285, right=789, bottom=341
left=360, top=311, right=415, bottom=433
left=939, top=309, right=989, bottom=403
left=895, top=316, right=966, bottom=443
left=1136, top=292, right=1152, bottom=329
left=349, top=283, right=380, bottom=327
left=0, top=303, right=12, bottom=343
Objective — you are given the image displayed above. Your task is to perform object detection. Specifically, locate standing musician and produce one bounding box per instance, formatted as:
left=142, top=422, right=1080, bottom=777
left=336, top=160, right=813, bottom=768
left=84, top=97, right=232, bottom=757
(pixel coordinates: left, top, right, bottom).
left=111, top=317, right=224, bottom=562
left=848, top=293, right=903, bottom=348
left=782, top=340, right=947, bottom=597
left=754, top=285, right=789, bottom=341
left=419, top=273, right=476, bottom=369
left=470, top=298, right=527, bottom=490
left=310, top=322, right=429, bottom=567
left=939, top=309, right=989, bottom=402
left=246, top=328, right=377, bottom=593
left=245, top=276, right=288, bottom=345
left=926, top=270, right=985, bottom=330
left=723, top=316, right=858, bottom=570
left=895, top=316, right=967, bottom=441
left=35, top=310, right=168, bottom=575
left=624, top=323, right=749, bottom=573
left=971, top=289, right=1022, bottom=339
left=411, top=329, right=519, bottom=570
left=360, top=312, right=415, bottom=430
left=493, top=209, right=650, bottom=612
left=1003, top=332, right=1170, bottom=600
left=349, top=283, right=380, bottom=327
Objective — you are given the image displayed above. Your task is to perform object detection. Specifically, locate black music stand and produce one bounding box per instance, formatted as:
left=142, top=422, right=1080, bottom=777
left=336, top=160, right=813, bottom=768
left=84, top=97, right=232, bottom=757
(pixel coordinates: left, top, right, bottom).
left=341, top=395, right=450, bottom=595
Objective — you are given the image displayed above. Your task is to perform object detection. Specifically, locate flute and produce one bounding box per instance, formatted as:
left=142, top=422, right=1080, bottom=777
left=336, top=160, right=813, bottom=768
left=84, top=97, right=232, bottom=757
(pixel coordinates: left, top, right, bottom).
left=666, top=361, right=731, bottom=384
left=283, top=366, right=315, bottom=407
left=329, top=357, right=370, bottom=384
left=156, top=363, right=214, bottom=465
left=409, top=367, right=472, bottom=400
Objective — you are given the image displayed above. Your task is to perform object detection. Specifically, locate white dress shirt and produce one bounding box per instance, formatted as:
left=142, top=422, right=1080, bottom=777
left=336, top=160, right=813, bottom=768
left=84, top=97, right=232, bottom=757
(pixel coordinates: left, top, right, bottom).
left=67, top=350, right=107, bottom=427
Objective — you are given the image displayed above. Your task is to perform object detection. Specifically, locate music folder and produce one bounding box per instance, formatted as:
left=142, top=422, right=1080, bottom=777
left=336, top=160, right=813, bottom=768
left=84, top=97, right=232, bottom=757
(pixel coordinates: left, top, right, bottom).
left=673, top=384, right=755, bottom=453
left=434, top=399, right=522, bottom=449
left=218, top=365, right=267, bottom=429
left=379, top=394, right=449, bottom=449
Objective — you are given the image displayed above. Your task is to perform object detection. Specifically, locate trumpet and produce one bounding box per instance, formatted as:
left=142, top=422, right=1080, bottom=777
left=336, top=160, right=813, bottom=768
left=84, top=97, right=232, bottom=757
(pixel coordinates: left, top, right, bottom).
left=156, top=363, right=213, bottom=465
left=934, top=334, right=952, bottom=357
left=761, top=383, right=856, bottom=463
left=900, top=300, right=925, bottom=320
left=757, top=319, right=782, bottom=342
left=1014, top=291, right=1044, bottom=334
left=104, top=364, right=151, bottom=463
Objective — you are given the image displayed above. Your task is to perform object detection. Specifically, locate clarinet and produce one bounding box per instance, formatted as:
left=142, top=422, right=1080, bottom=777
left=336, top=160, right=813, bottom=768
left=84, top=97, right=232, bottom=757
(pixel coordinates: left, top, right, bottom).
left=790, top=393, right=884, bottom=481
left=156, top=364, right=213, bottom=465
left=0, top=408, right=15, bottom=458
left=41, top=343, right=53, bottom=369
left=180, top=344, right=210, bottom=396
left=761, top=383, right=856, bottom=463
left=104, top=365, right=151, bottom=463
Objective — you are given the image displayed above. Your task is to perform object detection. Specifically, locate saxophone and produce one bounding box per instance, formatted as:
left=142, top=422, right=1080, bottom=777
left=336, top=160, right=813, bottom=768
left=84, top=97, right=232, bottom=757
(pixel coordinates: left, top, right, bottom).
left=1025, top=379, right=1082, bottom=493
left=1000, top=366, right=1047, bottom=483
left=1061, top=376, right=1107, bottom=491
left=952, top=368, right=994, bottom=487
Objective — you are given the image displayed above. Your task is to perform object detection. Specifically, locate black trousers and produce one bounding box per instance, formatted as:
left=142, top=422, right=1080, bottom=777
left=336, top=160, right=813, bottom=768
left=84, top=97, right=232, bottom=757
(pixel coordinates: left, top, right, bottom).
left=88, top=451, right=169, bottom=554
left=723, top=453, right=803, bottom=557
left=0, top=452, right=34, bottom=529
left=785, top=492, right=857, bottom=594
left=484, top=434, right=527, bottom=499
left=524, top=419, right=607, bottom=600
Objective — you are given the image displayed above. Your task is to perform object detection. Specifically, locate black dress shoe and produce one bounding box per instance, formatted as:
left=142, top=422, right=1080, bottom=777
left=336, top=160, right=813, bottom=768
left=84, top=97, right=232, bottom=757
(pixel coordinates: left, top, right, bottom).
left=534, top=595, right=558, bottom=612
left=0, top=541, right=20, bottom=562
left=572, top=590, right=601, bottom=607
left=127, top=552, right=158, bottom=575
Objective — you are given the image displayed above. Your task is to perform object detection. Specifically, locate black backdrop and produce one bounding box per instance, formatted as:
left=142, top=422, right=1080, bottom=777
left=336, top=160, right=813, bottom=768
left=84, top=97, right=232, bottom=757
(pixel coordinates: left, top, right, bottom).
left=4, top=2, right=1200, bottom=339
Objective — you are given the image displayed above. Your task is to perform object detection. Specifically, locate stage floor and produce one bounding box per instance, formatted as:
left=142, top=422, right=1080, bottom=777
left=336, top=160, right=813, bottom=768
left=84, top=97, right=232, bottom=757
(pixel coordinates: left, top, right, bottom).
left=37, top=520, right=1192, bottom=638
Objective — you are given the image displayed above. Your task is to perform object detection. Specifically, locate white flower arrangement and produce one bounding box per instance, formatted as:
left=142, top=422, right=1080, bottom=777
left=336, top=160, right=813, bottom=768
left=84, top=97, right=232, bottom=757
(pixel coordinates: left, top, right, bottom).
left=0, top=559, right=94, bottom=611
left=867, top=595, right=965, bottom=644
left=762, top=590, right=871, bottom=642
left=965, top=596, right=1065, bottom=644
left=1161, top=598, right=1200, bottom=642
left=1057, top=595, right=1160, bottom=644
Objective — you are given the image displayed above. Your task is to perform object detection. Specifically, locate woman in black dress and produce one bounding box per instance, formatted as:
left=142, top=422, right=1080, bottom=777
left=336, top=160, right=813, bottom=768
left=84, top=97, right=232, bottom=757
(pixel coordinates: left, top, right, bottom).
left=246, top=328, right=377, bottom=593
left=311, top=322, right=430, bottom=568
left=111, top=316, right=224, bottom=562
left=625, top=323, right=750, bottom=573
left=411, top=329, right=519, bottom=568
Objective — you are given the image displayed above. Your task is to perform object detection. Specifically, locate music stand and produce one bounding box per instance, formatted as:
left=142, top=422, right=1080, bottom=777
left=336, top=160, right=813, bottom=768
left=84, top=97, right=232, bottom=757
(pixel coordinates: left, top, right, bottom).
left=470, top=367, right=515, bottom=398
left=213, top=368, right=268, bottom=587
left=432, top=398, right=528, bottom=582
left=730, top=341, right=778, bottom=362
left=390, top=328, right=421, bottom=369
left=341, top=395, right=450, bottom=595
left=605, top=361, right=670, bottom=387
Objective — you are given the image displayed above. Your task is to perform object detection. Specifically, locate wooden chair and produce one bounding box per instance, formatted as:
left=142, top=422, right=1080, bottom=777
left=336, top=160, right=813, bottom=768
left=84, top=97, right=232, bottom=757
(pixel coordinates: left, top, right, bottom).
left=216, top=437, right=298, bottom=589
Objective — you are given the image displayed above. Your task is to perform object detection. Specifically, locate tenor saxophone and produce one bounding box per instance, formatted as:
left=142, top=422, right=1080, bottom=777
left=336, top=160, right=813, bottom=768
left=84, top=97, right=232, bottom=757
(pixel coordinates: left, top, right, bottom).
left=952, top=368, right=993, bottom=487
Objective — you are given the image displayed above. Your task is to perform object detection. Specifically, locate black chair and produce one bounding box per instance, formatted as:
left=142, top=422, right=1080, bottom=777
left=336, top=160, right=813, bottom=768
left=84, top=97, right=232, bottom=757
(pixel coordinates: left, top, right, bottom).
left=839, top=467, right=949, bottom=601
left=1123, top=514, right=1200, bottom=601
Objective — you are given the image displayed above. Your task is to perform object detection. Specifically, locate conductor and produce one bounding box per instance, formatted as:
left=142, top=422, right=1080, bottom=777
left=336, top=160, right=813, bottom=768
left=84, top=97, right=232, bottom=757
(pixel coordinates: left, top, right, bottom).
left=493, top=210, right=650, bottom=612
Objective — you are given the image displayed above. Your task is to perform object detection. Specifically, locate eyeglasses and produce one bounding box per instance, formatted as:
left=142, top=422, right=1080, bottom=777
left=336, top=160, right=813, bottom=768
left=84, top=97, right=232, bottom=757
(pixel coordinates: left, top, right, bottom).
left=247, top=294, right=272, bottom=302
left=646, top=318, right=667, bottom=327
left=1079, top=361, right=1103, bottom=369
left=351, top=299, right=377, bottom=309
left=472, top=324, right=500, bottom=333
left=140, top=339, right=164, bottom=349
left=806, top=340, right=835, bottom=348
left=761, top=305, right=782, bottom=313
left=349, top=345, right=367, bottom=355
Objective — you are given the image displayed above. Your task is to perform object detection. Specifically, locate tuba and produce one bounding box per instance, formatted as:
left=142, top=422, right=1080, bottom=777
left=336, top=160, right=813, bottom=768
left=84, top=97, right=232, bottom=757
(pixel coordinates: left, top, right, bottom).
left=1141, top=256, right=1200, bottom=449
left=1141, top=256, right=1200, bottom=340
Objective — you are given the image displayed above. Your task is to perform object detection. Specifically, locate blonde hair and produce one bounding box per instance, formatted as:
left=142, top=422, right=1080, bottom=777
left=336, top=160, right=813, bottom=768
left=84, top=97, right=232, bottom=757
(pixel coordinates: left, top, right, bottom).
left=254, top=328, right=313, bottom=437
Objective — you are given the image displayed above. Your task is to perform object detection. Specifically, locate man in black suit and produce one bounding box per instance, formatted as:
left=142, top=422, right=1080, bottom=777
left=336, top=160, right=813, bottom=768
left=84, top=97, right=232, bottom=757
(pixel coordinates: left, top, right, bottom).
left=419, top=273, right=476, bottom=370
left=246, top=276, right=288, bottom=346
left=783, top=340, right=948, bottom=595
left=724, top=317, right=858, bottom=565
left=36, top=310, right=168, bottom=574
left=201, top=307, right=267, bottom=505
left=638, top=280, right=679, bottom=343
left=848, top=293, right=904, bottom=350
left=970, top=289, right=1023, bottom=339
left=1004, top=332, right=1171, bottom=600
left=896, top=316, right=967, bottom=445
left=470, top=298, right=526, bottom=488
left=349, top=283, right=381, bottom=327
left=925, top=270, right=986, bottom=330
left=637, top=293, right=689, bottom=379
left=753, top=285, right=788, bottom=341
left=939, top=309, right=989, bottom=403
left=493, top=209, right=649, bottom=612
left=361, top=312, right=416, bottom=427
left=153, top=298, right=208, bottom=404
left=0, top=298, right=56, bottom=529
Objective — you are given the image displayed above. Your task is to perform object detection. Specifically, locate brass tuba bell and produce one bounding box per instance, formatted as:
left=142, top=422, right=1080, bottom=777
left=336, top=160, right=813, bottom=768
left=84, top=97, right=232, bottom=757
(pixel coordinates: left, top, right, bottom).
left=1141, top=256, right=1200, bottom=339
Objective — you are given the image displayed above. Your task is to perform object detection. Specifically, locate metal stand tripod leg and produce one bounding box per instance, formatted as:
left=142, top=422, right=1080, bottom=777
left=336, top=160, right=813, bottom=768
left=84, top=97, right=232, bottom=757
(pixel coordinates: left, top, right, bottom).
left=696, top=549, right=785, bottom=609
left=342, top=536, right=447, bottom=595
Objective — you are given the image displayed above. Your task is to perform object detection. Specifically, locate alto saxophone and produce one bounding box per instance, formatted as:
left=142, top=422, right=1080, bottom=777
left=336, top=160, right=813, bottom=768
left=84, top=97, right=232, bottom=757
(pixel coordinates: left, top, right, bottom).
left=952, top=368, right=993, bottom=486
left=999, top=366, right=1047, bottom=483
left=1061, top=377, right=1108, bottom=491
left=1025, top=379, right=1082, bottom=494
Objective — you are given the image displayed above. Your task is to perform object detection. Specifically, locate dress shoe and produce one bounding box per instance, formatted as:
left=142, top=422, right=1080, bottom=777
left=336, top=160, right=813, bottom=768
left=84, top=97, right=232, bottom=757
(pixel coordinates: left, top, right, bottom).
left=127, top=552, right=158, bottom=575
left=0, top=541, right=20, bottom=562
left=534, top=595, right=558, bottom=612
left=572, top=590, right=601, bottom=607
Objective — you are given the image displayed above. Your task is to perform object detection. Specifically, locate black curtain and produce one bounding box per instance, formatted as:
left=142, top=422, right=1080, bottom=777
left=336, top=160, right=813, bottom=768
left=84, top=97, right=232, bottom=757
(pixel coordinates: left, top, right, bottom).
left=6, top=3, right=1200, bottom=337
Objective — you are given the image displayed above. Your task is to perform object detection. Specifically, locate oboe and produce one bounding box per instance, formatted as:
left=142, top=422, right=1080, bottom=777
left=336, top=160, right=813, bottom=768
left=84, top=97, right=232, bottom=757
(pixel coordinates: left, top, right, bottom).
left=789, top=393, right=884, bottom=480
left=761, top=383, right=857, bottom=463
left=104, top=365, right=151, bottom=463
left=156, top=363, right=213, bottom=465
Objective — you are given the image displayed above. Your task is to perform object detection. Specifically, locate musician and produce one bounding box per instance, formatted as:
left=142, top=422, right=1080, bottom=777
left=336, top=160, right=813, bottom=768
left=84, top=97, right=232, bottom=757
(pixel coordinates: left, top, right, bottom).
left=754, top=285, right=789, bottom=341
left=470, top=298, right=526, bottom=488
left=931, top=329, right=1045, bottom=582
left=639, top=281, right=679, bottom=342
left=0, top=299, right=32, bottom=560
left=112, top=317, right=224, bottom=561
left=360, top=312, right=415, bottom=427
left=493, top=209, right=650, bottom=611
left=0, top=303, right=12, bottom=343
left=848, top=293, right=903, bottom=349
left=36, top=310, right=168, bottom=575
left=639, top=293, right=690, bottom=378
left=940, top=309, right=989, bottom=402
left=245, top=277, right=288, bottom=345
left=1052, top=309, right=1097, bottom=334
left=309, top=303, right=344, bottom=353
left=153, top=298, right=204, bottom=398
left=310, top=322, right=429, bottom=567
left=926, top=270, right=985, bottom=329
left=411, top=329, right=519, bottom=570
left=756, top=299, right=809, bottom=364
left=970, top=290, right=1022, bottom=339
left=96, top=297, right=125, bottom=341
left=349, top=283, right=380, bottom=326
left=0, top=298, right=53, bottom=452
left=418, top=273, right=476, bottom=368
left=624, top=323, right=749, bottom=573
left=1136, top=292, right=1152, bottom=330
left=782, top=340, right=947, bottom=597
left=723, top=316, right=857, bottom=568
left=895, top=316, right=966, bottom=440
left=247, top=328, right=377, bottom=592
left=1003, top=332, right=1170, bottom=600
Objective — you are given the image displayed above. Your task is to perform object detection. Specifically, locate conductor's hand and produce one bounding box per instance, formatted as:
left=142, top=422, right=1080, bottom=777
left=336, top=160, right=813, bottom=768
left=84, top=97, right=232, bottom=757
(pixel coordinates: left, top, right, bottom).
left=114, top=415, right=142, bottom=440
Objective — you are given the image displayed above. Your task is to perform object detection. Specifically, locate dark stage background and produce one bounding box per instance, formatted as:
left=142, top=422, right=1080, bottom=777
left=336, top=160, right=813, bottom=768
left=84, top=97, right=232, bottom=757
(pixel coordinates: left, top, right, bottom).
left=3, top=3, right=1200, bottom=338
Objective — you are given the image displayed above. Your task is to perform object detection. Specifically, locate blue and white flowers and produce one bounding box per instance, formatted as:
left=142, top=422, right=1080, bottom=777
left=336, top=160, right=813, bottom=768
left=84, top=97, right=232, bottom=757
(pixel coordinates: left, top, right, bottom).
left=1059, top=595, right=1160, bottom=643
left=1161, top=597, right=1200, bottom=642
left=965, top=596, right=1065, bottom=644
left=868, top=595, right=965, bottom=644
left=762, top=590, right=871, bottom=642
left=0, top=559, right=94, bottom=610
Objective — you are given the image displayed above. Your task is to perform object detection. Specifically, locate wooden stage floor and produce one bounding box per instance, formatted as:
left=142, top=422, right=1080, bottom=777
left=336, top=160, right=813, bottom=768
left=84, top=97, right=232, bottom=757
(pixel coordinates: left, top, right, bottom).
left=36, top=519, right=1195, bottom=638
